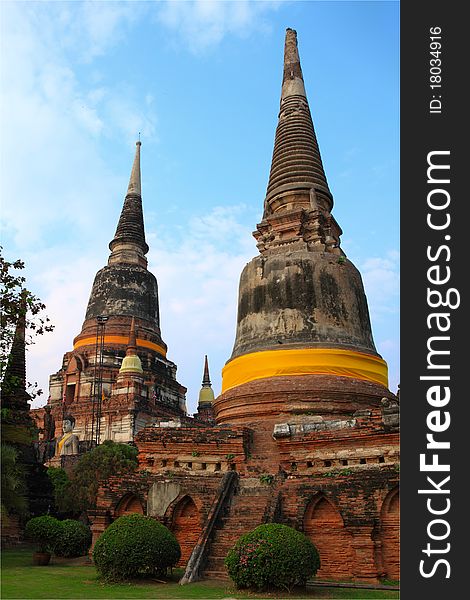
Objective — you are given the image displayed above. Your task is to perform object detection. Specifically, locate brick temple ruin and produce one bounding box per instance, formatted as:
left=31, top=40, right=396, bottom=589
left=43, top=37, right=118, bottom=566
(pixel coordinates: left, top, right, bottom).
left=31, top=29, right=399, bottom=583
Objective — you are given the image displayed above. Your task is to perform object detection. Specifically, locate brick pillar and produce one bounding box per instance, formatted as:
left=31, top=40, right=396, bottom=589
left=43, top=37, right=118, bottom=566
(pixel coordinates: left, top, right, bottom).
left=349, top=526, right=380, bottom=583
left=88, top=509, right=111, bottom=554
left=373, top=530, right=386, bottom=578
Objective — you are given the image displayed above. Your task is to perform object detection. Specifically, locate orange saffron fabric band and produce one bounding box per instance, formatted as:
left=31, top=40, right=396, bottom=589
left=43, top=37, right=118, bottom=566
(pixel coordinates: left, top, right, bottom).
left=74, top=335, right=166, bottom=357
left=221, top=348, right=388, bottom=393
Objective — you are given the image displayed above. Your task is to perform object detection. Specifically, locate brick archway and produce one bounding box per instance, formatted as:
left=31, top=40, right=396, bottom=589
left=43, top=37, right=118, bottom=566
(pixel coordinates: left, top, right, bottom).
left=172, top=495, right=201, bottom=566
left=304, top=495, right=354, bottom=580
left=115, top=493, right=144, bottom=517
left=380, top=487, right=399, bottom=580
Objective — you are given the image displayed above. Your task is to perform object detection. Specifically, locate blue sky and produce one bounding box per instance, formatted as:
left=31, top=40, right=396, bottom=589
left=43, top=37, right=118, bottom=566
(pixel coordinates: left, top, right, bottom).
left=0, top=0, right=399, bottom=414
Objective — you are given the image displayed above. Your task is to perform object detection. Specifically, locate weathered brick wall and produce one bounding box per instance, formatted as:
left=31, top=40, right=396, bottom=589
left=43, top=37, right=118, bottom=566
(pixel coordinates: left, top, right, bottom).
left=379, top=487, right=399, bottom=580
left=173, top=497, right=202, bottom=565
left=115, top=494, right=145, bottom=516
left=92, top=470, right=224, bottom=560
left=304, top=496, right=355, bottom=579
left=90, top=412, right=399, bottom=582
left=280, top=468, right=399, bottom=581
left=135, top=425, right=252, bottom=474
left=215, top=374, right=396, bottom=426
left=277, top=421, right=399, bottom=473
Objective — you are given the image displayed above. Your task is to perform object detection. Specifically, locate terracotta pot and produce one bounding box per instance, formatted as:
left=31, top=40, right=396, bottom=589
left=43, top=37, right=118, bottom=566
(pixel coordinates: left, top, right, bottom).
left=32, top=551, right=51, bottom=566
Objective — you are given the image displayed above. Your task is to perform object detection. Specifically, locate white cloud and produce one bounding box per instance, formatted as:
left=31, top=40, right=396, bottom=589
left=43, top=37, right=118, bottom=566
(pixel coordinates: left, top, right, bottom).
left=53, top=1, right=144, bottom=62
left=0, top=1, right=160, bottom=404
left=27, top=204, right=256, bottom=413
left=104, top=92, right=158, bottom=144
left=26, top=205, right=400, bottom=412
left=2, top=1, right=399, bottom=411
left=1, top=1, right=266, bottom=414
left=0, top=3, right=157, bottom=249
left=25, top=248, right=104, bottom=407
left=145, top=204, right=256, bottom=410
left=360, top=250, right=400, bottom=320
left=357, top=250, right=400, bottom=394
left=156, top=0, right=284, bottom=52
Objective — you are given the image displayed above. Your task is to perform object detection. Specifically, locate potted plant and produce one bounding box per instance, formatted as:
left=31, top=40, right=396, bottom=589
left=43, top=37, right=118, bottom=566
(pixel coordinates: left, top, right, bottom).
left=25, top=515, right=62, bottom=565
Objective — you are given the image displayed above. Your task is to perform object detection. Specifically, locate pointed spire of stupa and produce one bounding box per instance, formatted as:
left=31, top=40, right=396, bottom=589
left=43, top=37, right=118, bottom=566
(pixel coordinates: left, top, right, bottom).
left=255, top=28, right=341, bottom=255
left=109, top=141, right=149, bottom=265
left=202, top=355, right=211, bottom=387
left=1, top=294, right=30, bottom=411
left=198, top=355, right=214, bottom=404
left=281, top=27, right=307, bottom=99
left=264, top=29, right=331, bottom=213
left=126, top=140, right=141, bottom=197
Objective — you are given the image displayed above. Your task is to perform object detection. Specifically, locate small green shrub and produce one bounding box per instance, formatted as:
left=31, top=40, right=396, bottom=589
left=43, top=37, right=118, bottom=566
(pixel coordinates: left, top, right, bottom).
left=25, top=515, right=62, bottom=553
left=92, top=513, right=181, bottom=581
left=225, top=523, right=320, bottom=592
left=53, top=520, right=92, bottom=558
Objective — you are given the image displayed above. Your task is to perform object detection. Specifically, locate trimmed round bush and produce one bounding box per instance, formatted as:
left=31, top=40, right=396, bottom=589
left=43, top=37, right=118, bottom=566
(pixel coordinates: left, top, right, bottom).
left=25, top=515, right=62, bottom=553
left=92, top=513, right=181, bottom=581
left=225, top=523, right=320, bottom=591
left=53, top=520, right=92, bottom=558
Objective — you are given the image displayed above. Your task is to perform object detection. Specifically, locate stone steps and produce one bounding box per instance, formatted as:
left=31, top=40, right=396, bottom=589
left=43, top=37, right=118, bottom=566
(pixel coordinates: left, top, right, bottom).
left=210, top=541, right=242, bottom=551
left=211, top=522, right=262, bottom=536
left=206, top=556, right=227, bottom=567
left=202, top=484, right=277, bottom=580
left=203, top=569, right=229, bottom=580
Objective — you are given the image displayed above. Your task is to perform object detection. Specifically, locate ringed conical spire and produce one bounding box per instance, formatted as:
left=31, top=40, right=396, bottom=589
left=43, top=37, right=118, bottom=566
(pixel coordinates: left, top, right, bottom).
left=255, top=29, right=342, bottom=256
left=198, top=355, right=214, bottom=404
left=202, top=355, right=211, bottom=386
left=45, top=139, right=187, bottom=446
left=109, top=141, right=149, bottom=264
left=79, top=140, right=165, bottom=349
left=218, top=28, right=387, bottom=408
left=265, top=28, right=331, bottom=210
left=1, top=295, right=29, bottom=411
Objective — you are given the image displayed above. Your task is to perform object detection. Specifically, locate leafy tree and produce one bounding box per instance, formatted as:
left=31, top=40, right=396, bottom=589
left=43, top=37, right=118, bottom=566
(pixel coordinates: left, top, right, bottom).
left=0, top=247, right=53, bottom=398
left=57, top=441, right=138, bottom=513
left=1, top=443, right=28, bottom=522
left=46, top=467, right=71, bottom=515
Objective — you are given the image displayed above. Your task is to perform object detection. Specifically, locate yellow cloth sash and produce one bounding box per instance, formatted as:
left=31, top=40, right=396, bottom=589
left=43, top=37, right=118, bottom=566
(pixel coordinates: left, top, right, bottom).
left=221, top=348, right=388, bottom=393
left=57, top=431, right=73, bottom=456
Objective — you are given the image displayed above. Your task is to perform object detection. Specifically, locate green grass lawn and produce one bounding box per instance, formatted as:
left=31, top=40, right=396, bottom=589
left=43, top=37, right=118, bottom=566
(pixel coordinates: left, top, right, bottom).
left=1, top=547, right=399, bottom=600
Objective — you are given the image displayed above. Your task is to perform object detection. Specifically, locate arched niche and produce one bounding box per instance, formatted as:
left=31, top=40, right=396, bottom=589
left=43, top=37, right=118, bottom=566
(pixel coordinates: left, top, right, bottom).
left=172, top=495, right=201, bottom=566
left=304, top=495, right=354, bottom=580
left=66, top=353, right=86, bottom=374
left=380, top=487, right=399, bottom=580
left=115, top=493, right=144, bottom=518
